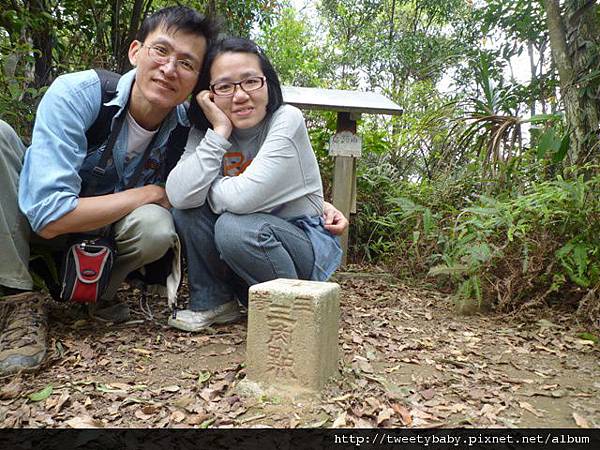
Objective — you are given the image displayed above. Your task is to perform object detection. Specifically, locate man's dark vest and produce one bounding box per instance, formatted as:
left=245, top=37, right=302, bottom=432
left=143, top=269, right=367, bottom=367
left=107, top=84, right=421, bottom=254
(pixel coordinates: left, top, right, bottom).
left=85, top=69, right=189, bottom=185
left=86, top=69, right=189, bottom=287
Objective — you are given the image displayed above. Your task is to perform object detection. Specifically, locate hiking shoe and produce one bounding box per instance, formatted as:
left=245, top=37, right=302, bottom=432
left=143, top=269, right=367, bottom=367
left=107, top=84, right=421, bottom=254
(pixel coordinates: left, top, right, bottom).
left=0, top=292, right=49, bottom=375
left=168, top=301, right=242, bottom=332
left=88, top=297, right=130, bottom=323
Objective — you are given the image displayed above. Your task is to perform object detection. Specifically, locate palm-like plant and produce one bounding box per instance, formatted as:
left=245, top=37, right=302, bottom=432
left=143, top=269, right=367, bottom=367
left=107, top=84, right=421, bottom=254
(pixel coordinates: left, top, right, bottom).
left=445, top=54, right=523, bottom=181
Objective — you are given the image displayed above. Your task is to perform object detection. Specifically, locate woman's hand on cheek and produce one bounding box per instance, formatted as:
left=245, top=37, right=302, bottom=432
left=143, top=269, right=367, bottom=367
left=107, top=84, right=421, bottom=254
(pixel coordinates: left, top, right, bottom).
left=196, top=90, right=232, bottom=139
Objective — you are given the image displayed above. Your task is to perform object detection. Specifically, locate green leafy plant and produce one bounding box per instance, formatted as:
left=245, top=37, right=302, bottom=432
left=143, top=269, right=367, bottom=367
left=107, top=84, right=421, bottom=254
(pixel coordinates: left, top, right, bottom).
left=429, top=173, right=600, bottom=313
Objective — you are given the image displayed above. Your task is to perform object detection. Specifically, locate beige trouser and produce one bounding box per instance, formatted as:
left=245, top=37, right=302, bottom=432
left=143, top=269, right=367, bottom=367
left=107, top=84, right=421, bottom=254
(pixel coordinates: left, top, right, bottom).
left=0, top=120, right=32, bottom=291
left=103, top=203, right=177, bottom=301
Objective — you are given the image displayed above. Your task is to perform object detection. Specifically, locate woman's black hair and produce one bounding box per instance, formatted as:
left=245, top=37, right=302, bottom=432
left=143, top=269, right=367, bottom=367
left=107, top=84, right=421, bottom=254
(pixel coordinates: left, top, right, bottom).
left=189, top=37, right=284, bottom=130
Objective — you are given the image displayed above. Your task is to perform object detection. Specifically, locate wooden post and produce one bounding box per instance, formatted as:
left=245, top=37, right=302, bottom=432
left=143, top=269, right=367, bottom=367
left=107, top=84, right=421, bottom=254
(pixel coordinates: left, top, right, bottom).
left=331, top=112, right=357, bottom=266
left=351, top=158, right=357, bottom=214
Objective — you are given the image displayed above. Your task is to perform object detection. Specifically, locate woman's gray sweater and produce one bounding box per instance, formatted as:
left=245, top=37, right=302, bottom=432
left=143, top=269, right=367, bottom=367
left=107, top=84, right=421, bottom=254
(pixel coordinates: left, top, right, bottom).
left=166, top=104, right=323, bottom=219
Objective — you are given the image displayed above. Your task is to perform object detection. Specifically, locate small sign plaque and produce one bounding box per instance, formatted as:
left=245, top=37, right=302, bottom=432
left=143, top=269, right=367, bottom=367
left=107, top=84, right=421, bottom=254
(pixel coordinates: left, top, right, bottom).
left=329, top=131, right=362, bottom=157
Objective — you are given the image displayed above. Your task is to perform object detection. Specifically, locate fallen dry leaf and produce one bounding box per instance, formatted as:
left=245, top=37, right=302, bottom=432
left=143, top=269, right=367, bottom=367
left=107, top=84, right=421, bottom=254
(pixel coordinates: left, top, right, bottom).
left=131, top=348, right=152, bottom=356
left=54, top=392, right=70, bottom=413
left=392, top=403, right=412, bottom=426
left=352, top=333, right=363, bottom=344
left=161, top=385, right=181, bottom=393
left=356, top=360, right=374, bottom=373
left=64, top=416, right=105, bottom=428
left=186, top=413, right=211, bottom=425
left=411, top=409, right=436, bottom=420
left=172, top=395, right=194, bottom=409
left=142, top=405, right=161, bottom=415
left=420, top=388, right=435, bottom=400
left=170, top=410, right=186, bottom=423
left=110, top=383, right=132, bottom=391
left=479, top=404, right=499, bottom=422
left=354, top=417, right=374, bottom=428
left=134, top=409, right=154, bottom=421
left=377, top=407, right=394, bottom=425
left=332, top=412, right=347, bottom=428
left=572, top=412, right=590, bottom=428
left=200, top=388, right=220, bottom=402
left=1, top=273, right=596, bottom=430
left=0, top=378, right=23, bottom=400
left=365, top=397, right=382, bottom=410
left=519, top=401, right=544, bottom=418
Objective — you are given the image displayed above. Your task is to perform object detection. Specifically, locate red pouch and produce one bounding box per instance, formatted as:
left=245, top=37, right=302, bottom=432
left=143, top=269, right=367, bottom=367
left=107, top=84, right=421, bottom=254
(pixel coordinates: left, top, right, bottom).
left=59, top=236, right=116, bottom=304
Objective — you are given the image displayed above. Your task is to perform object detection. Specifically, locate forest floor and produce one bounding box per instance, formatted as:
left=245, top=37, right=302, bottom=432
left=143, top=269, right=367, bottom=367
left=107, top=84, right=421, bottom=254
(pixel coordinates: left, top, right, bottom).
left=1, top=267, right=598, bottom=429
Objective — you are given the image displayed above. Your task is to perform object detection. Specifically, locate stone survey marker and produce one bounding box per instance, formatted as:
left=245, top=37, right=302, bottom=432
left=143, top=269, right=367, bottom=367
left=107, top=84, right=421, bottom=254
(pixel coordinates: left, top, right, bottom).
left=246, top=279, right=341, bottom=393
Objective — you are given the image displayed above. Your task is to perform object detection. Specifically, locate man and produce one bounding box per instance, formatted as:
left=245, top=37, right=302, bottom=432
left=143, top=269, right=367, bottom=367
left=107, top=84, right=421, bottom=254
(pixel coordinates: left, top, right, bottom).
left=0, top=6, right=217, bottom=375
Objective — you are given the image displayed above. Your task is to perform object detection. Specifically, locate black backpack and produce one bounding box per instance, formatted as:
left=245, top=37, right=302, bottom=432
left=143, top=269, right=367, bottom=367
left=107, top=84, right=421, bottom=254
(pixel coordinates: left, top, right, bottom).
left=85, top=68, right=189, bottom=180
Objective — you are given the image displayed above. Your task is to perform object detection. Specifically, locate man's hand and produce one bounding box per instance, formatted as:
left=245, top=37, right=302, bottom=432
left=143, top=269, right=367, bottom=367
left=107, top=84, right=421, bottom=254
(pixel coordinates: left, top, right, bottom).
left=323, top=201, right=349, bottom=236
left=142, top=184, right=171, bottom=209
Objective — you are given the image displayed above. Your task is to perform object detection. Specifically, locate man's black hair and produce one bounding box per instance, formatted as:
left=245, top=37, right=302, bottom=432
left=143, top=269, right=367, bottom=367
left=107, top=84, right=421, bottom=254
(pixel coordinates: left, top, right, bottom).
left=189, top=37, right=284, bottom=130
left=137, top=6, right=219, bottom=44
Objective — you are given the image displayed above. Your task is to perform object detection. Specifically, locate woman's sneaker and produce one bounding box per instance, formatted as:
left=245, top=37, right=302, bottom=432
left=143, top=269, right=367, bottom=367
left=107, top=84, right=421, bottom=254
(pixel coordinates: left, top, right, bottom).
left=0, top=292, right=48, bottom=375
left=168, top=301, right=242, bottom=332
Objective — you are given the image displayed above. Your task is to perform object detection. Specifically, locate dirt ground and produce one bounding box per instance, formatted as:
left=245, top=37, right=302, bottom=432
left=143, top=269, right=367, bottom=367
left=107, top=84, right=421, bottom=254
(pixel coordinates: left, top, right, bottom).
left=1, top=268, right=598, bottom=428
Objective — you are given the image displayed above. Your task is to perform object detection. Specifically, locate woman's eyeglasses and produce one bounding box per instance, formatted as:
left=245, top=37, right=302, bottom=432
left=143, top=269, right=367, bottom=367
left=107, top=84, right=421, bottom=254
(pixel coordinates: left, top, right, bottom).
left=210, top=76, right=266, bottom=97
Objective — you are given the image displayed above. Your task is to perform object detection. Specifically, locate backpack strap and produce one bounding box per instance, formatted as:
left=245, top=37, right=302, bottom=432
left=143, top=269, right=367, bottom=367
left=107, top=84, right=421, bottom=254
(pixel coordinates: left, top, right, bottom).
left=85, top=69, right=121, bottom=149
left=163, top=122, right=190, bottom=181
left=82, top=96, right=128, bottom=197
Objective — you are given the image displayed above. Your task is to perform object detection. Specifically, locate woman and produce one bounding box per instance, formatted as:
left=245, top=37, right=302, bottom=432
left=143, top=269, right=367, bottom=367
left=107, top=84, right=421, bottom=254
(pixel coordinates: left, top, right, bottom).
left=165, top=37, right=344, bottom=332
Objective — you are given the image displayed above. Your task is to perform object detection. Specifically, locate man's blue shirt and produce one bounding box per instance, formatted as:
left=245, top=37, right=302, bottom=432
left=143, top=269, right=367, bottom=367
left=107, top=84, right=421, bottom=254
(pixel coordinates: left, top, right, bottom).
left=19, top=69, right=188, bottom=233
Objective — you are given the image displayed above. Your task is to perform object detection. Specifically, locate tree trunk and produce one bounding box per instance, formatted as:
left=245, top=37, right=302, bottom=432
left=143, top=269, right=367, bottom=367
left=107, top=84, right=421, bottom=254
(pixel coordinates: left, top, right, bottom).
left=28, top=0, right=53, bottom=88
left=112, top=0, right=121, bottom=66
left=527, top=40, right=536, bottom=117
left=207, top=0, right=217, bottom=17
left=117, top=0, right=152, bottom=73
left=545, top=0, right=599, bottom=165
left=564, top=0, right=600, bottom=165
left=389, top=0, right=396, bottom=43
left=538, top=39, right=548, bottom=114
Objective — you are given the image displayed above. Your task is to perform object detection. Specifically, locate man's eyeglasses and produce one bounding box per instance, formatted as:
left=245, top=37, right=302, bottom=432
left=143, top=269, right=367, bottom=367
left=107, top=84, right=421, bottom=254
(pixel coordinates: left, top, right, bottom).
left=210, top=76, right=266, bottom=97
left=142, top=44, right=199, bottom=74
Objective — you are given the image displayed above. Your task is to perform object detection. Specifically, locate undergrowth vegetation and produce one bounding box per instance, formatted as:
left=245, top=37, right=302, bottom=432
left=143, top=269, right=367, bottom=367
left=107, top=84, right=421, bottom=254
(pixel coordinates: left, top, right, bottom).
left=346, top=154, right=599, bottom=325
